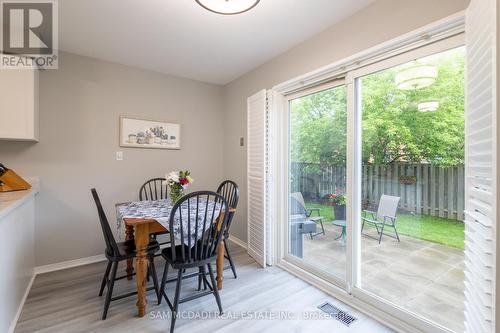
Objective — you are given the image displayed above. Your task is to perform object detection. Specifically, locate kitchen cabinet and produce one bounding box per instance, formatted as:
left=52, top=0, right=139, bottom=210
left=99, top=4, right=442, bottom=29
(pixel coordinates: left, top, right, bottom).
left=0, top=183, right=37, bottom=333
left=0, top=59, right=39, bottom=141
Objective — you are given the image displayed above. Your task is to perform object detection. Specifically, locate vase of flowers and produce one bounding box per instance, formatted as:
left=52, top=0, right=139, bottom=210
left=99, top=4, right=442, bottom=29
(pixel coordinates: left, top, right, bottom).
left=328, top=192, right=346, bottom=220
left=165, top=170, right=194, bottom=204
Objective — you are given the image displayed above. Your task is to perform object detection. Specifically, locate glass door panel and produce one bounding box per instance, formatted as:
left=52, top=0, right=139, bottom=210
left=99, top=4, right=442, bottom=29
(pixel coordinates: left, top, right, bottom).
left=357, top=46, right=465, bottom=332
left=287, top=83, right=347, bottom=281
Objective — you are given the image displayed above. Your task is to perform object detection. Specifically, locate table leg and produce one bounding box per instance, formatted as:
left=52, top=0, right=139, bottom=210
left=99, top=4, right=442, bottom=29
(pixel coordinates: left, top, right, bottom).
left=215, top=209, right=227, bottom=290
left=125, top=224, right=134, bottom=280
left=216, top=235, right=224, bottom=290
left=341, top=227, right=347, bottom=246
left=134, top=223, right=150, bottom=317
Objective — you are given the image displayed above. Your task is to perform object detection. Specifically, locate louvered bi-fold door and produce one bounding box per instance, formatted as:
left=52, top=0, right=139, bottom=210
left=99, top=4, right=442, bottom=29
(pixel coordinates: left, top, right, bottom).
left=247, top=90, right=267, bottom=267
left=464, top=0, right=497, bottom=332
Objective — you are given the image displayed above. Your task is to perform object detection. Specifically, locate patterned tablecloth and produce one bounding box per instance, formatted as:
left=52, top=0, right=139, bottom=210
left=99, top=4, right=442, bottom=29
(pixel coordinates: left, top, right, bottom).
left=116, top=198, right=222, bottom=246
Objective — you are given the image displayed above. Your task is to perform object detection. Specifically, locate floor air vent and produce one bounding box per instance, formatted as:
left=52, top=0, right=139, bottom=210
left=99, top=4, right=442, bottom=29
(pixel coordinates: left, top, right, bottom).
left=317, top=301, right=358, bottom=327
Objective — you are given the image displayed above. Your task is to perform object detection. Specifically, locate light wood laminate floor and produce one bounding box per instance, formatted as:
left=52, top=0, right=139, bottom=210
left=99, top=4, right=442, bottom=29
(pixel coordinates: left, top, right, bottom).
left=15, top=242, right=392, bottom=333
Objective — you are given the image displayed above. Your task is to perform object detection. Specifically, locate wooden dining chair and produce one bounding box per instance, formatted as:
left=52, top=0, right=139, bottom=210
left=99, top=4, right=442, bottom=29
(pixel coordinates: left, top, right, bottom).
left=216, top=180, right=239, bottom=279
left=139, top=178, right=168, bottom=201
left=158, top=191, right=229, bottom=333
left=91, top=188, right=160, bottom=320
left=139, top=178, right=171, bottom=248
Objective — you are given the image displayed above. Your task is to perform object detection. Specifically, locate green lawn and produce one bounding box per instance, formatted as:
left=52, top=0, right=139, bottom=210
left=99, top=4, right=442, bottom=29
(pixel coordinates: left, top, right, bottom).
left=305, top=202, right=465, bottom=249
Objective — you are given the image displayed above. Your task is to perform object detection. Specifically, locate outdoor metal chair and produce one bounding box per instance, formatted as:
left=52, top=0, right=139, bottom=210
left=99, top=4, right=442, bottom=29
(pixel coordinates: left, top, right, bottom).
left=290, top=192, right=325, bottom=239
left=361, top=194, right=401, bottom=244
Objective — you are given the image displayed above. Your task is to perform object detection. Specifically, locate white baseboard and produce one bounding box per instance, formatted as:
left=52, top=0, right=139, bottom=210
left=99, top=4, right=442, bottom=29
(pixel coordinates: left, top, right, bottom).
left=35, top=254, right=106, bottom=275
left=8, top=272, right=35, bottom=333
left=228, top=235, right=247, bottom=249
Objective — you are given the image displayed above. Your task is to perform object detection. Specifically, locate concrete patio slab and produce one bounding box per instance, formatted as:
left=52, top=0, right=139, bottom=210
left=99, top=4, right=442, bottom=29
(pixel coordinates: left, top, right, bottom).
left=300, top=223, right=464, bottom=332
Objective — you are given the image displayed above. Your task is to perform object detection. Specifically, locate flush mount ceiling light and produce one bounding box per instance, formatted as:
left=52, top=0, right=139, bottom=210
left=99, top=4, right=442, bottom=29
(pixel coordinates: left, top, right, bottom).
left=418, top=101, right=440, bottom=112
left=195, top=0, right=260, bottom=15
left=395, top=65, right=438, bottom=90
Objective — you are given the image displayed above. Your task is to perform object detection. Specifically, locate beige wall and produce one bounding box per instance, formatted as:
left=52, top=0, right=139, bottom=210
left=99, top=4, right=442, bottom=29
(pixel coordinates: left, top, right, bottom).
left=223, top=0, right=470, bottom=243
left=0, top=52, right=224, bottom=266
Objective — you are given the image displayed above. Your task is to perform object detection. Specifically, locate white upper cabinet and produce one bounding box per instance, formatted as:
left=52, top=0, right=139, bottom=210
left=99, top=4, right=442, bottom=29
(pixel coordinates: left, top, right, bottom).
left=0, top=59, right=39, bottom=141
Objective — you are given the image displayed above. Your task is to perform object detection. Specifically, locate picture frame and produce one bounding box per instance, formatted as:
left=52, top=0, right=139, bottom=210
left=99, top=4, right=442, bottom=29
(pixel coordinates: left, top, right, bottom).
left=119, top=116, right=181, bottom=150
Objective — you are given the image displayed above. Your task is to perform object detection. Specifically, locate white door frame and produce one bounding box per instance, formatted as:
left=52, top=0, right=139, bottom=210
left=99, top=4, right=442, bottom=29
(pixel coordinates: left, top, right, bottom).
left=270, top=12, right=467, bottom=333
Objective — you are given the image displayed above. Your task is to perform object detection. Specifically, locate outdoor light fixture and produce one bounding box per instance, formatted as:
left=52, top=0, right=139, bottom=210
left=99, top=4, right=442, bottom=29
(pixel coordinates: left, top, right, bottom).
left=418, top=101, right=440, bottom=112
left=395, top=65, right=438, bottom=90
left=195, top=0, right=260, bottom=15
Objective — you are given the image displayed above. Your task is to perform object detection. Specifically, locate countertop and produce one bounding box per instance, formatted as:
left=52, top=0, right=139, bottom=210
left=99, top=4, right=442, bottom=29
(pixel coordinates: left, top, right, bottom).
left=0, top=177, right=39, bottom=220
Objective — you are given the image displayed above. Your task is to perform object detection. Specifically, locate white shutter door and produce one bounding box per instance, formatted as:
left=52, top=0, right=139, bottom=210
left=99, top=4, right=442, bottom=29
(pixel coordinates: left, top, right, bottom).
left=265, top=90, right=286, bottom=266
left=247, top=90, right=267, bottom=267
left=464, top=0, right=497, bottom=332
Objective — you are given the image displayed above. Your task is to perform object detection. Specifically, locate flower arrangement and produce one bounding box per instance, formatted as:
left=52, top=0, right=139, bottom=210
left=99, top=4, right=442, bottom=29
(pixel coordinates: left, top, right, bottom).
left=328, top=191, right=346, bottom=206
left=165, top=170, right=194, bottom=203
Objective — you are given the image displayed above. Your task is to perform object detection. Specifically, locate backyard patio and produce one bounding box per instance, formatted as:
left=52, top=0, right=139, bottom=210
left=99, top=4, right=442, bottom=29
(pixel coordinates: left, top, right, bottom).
left=302, top=222, right=465, bottom=332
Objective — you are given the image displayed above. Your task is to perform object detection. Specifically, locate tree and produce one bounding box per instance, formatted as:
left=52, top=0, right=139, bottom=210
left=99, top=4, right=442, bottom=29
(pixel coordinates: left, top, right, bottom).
left=290, top=86, right=347, bottom=166
left=290, top=47, right=465, bottom=166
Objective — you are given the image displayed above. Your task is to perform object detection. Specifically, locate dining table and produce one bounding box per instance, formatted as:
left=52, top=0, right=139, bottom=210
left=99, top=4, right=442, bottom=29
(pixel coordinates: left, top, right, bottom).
left=116, top=199, right=234, bottom=317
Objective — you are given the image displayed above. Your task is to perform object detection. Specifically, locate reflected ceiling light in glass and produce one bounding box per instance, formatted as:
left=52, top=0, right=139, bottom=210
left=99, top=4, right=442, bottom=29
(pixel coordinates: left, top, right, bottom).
left=418, top=101, right=440, bottom=112
left=395, top=65, right=438, bottom=90
left=195, top=0, right=260, bottom=15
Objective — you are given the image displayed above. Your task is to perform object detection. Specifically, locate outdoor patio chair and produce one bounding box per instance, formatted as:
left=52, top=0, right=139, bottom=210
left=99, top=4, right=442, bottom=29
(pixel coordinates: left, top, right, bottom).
left=290, top=192, right=325, bottom=239
left=361, top=194, right=400, bottom=244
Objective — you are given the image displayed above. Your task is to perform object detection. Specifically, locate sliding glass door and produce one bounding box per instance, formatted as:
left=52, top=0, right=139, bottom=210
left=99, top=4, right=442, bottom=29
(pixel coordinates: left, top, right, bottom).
left=278, top=37, right=466, bottom=332
left=286, top=82, right=348, bottom=283
left=353, top=46, right=466, bottom=331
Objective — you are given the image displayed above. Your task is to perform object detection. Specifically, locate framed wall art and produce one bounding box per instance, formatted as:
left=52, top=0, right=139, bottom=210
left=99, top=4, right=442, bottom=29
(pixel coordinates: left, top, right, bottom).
left=119, top=116, right=181, bottom=150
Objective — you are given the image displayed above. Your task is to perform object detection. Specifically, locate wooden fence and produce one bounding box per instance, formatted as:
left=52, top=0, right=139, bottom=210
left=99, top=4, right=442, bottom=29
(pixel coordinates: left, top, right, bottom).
left=291, top=162, right=465, bottom=220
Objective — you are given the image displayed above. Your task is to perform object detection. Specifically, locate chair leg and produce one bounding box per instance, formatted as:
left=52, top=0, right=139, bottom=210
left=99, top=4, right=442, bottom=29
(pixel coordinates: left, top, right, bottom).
left=197, top=267, right=203, bottom=291
left=393, top=225, right=400, bottom=242
left=207, top=263, right=223, bottom=315
left=378, top=224, right=385, bottom=244
left=99, top=261, right=112, bottom=296
left=170, top=269, right=183, bottom=333
left=149, top=256, right=160, bottom=301
left=202, top=265, right=210, bottom=291
left=319, top=220, right=325, bottom=236
left=224, top=239, right=237, bottom=279
left=362, top=220, right=380, bottom=234
left=102, top=261, right=118, bottom=320
left=159, top=263, right=169, bottom=305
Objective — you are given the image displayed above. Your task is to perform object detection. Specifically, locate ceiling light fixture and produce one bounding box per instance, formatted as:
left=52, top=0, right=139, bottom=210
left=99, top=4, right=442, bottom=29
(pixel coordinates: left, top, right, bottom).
left=195, top=0, right=260, bottom=15
left=395, top=65, right=438, bottom=90
left=418, top=101, right=440, bottom=112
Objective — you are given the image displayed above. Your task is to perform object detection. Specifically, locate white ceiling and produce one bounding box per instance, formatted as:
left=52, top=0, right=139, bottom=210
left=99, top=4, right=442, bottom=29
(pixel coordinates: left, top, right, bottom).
left=60, top=0, right=375, bottom=85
